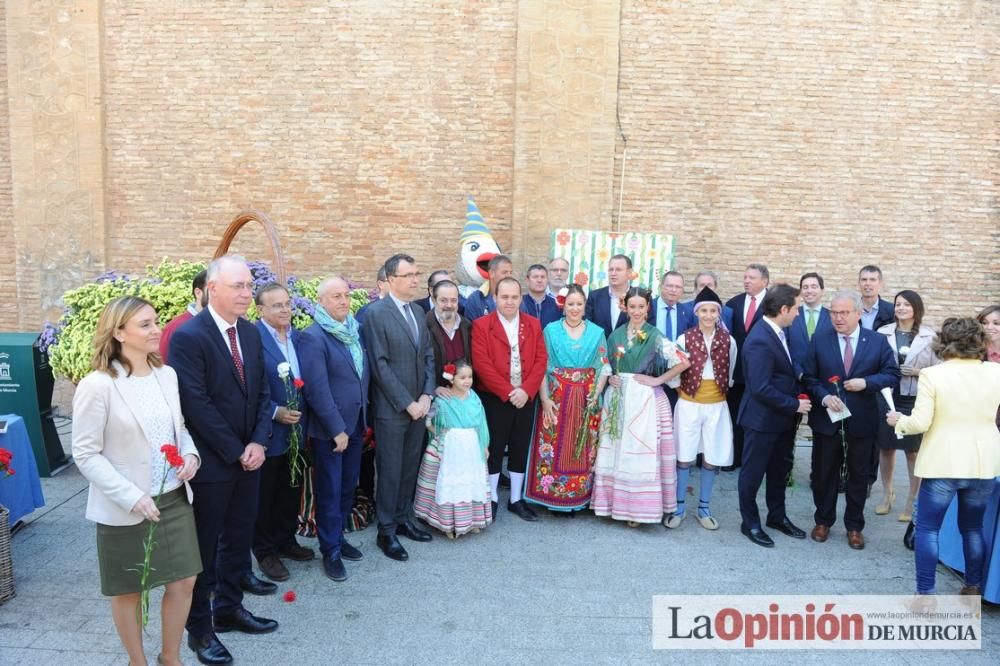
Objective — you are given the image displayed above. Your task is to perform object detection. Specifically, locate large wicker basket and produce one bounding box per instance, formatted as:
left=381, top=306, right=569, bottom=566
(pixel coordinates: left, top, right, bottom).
left=0, top=504, right=14, bottom=605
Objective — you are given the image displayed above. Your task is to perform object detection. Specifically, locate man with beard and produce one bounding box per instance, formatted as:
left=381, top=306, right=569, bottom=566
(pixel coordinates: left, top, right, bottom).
left=425, top=279, right=472, bottom=390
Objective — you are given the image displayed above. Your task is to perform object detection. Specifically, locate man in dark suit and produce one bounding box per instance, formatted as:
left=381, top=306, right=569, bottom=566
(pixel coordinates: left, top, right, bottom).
left=521, top=264, right=561, bottom=329
left=584, top=254, right=632, bottom=338
left=724, top=263, right=770, bottom=470
left=686, top=270, right=735, bottom=331
left=171, top=255, right=277, bottom=665
left=803, top=290, right=900, bottom=550
left=362, top=254, right=437, bottom=561
left=426, top=279, right=472, bottom=389
left=787, top=272, right=833, bottom=378
left=250, top=283, right=314, bottom=585
left=648, top=270, right=694, bottom=410
left=472, top=277, right=548, bottom=522
left=858, top=265, right=894, bottom=331
left=736, top=283, right=812, bottom=548
left=298, top=277, right=370, bottom=581
left=413, top=268, right=466, bottom=316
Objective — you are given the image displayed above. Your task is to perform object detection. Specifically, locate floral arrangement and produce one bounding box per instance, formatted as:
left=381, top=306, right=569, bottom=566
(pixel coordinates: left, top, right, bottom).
left=442, top=363, right=456, bottom=382
left=278, top=361, right=306, bottom=486
left=0, top=447, right=14, bottom=478
left=41, top=259, right=374, bottom=383
left=554, top=287, right=569, bottom=310
left=135, top=444, right=185, bottom=630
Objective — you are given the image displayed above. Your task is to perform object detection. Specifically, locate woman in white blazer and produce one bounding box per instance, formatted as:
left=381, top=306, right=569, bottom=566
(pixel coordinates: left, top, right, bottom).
left=72, top=296, right=201, bottom=666
left=887, top=317, right=1000, bottom=597
left=875, top=290, right=939, bottom=521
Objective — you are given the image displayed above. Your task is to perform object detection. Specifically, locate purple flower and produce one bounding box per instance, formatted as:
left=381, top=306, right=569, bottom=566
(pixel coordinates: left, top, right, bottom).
left=39, top=321, right=62, bottom=354
left=94, top=270, right=130, bottom=283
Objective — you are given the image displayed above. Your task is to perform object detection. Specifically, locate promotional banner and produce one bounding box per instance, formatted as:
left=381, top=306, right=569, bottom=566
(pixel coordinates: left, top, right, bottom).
left=550, top=229, right=675, bottom=292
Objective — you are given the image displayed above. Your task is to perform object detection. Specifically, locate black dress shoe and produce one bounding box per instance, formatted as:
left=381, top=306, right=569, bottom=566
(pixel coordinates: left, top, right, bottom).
left=377, top=534, right=409, bottom=561
left=903, top=521, right=915, bottom=551
left=340, top=541, right=363, bottom=561
left=507, top=500, right=539, bottom=522
left=214, top=607, right=278, bottom=634
left=323, top=555, right=347, bottom=582
left=239, top=572, right=277, bottom=596
left=187, top=632, right=232, bottom=665
left=278, top=543, right=315, bottom=561
left=741, top=525, right=775, bottom=548
left=766, top=517, right=806, bottom=539
left=396, top=521, right=433, bottom=542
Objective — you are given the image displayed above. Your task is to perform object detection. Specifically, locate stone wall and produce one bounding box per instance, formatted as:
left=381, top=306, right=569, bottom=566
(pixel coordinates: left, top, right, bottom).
left=613, top=0, right=999, bottom=318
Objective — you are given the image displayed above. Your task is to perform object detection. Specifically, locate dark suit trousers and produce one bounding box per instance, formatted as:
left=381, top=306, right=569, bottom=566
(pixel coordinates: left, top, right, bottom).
left=812, top=432, right=873, bottom=532
left=311, top=420, right=364, bottom=558
left=738, top=427, right=795, bottom=530
left=187, top=471, right=260, bottom=637
left=252, top=453, right=301, bottom=561
left=374, top=414, right=426, bottom=535
left=726, top=383, right=746, bottom=468
left=481, top=391, right=537, bottom=475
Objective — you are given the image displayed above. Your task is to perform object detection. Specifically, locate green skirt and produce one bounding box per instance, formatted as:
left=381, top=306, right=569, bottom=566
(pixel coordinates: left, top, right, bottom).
left=96, top=486, right=202, bottom=596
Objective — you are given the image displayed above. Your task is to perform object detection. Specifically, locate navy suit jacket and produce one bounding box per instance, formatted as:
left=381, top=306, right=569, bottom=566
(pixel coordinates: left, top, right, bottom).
left=521, top=293, right=561, bottom=329
left=787, top=305, right=833, bottom=378
left=647, top=298, right=695, bottom=341
left=297, top=322, right=370, bottom=441
left=255, top=321, right=309, bottom=456
left=737, top=320, right=801, bottom=434
left=169, top=309, right=272, bottom=482
left=726, top=292, right=766, bottom=384
left=802, top=326, right=900, bottom=438
left=863, top=297, right=895, bottom=330
left=585, top=286, right=628, bottom=339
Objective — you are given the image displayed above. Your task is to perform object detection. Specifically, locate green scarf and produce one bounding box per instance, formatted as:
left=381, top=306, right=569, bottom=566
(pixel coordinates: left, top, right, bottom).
left=314, top=304, right=364, bottom=377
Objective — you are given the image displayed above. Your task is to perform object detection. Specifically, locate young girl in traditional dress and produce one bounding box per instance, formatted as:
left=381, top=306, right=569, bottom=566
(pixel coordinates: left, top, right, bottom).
left=665, top=287, right=737, bottom=530
left=413, top=361, right=492, bottom=538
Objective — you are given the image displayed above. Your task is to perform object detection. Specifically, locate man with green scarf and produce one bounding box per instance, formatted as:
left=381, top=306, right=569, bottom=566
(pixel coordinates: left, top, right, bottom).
left=298, top=277, right=369, bottom=582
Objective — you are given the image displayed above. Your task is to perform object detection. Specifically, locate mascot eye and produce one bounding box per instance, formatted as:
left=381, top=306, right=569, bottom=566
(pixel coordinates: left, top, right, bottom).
left=467, top=241, right=480, bottom=252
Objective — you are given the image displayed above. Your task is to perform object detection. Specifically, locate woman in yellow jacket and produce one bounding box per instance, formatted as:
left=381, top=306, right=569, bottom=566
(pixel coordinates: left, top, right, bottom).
left=887, top=317, right=1000, bottom=597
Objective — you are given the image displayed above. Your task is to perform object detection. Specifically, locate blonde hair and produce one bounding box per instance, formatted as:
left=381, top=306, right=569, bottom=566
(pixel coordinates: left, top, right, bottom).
left=91, top=295, right=163, bottom=377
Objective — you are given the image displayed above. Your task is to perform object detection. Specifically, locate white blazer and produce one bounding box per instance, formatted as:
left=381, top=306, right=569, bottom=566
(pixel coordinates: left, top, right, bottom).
left=71, top=361, right=199, bottom=526
left=876, top=323, right=939, bottom=396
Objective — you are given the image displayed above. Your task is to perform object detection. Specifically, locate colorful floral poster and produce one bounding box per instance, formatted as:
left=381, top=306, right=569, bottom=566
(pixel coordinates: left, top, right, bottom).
left=550, top=229, right=675, bottom=292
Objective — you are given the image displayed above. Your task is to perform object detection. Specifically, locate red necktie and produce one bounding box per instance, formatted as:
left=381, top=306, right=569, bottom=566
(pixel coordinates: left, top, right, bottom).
left=744, top=295, right=757, bottom=332
left=842, top=335, right=853, bottom=374
left=226, top=326, right=246, bottom=385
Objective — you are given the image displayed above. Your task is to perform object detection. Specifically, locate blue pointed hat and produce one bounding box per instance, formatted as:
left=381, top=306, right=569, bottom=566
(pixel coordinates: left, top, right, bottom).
left=462, top=197, right=492, bottom=241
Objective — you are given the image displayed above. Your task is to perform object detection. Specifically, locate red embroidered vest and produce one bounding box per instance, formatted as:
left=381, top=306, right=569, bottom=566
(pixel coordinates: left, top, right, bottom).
left=679, top=327, right=731, bottom=397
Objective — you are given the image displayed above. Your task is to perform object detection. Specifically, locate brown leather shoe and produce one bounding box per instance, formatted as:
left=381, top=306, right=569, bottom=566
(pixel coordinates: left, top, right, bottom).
left=258, top=555, right=290, bottom=582
left=810, top=524, right=829, bottom=542
left=847, top=530, right=865, bottom=550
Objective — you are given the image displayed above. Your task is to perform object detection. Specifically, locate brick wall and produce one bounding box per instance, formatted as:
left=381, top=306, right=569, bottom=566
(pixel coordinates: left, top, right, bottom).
left=614, top=0, right=999, bottom=320
left=102, top=1, right=517, bottom=286
left=0, top=9, right=16, bottom=328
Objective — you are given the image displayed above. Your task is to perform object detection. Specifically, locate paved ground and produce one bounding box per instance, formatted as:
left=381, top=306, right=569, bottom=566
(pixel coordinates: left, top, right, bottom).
left=1, top=439, right=997, bottom=665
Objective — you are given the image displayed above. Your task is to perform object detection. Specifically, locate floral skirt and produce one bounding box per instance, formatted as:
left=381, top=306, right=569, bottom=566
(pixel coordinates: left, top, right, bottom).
left=591, top=375, right=677, bottom=523
left=525, top=367, right=600, bottom=511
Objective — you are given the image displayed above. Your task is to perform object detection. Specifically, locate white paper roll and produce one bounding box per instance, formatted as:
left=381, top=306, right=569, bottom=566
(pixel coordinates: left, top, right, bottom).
left=880, top=387, right=903, bottom=440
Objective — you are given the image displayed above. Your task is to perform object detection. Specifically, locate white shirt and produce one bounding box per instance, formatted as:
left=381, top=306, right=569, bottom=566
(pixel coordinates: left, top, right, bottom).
left=838, top=325, right=860, bottom=363
left=435, top=312, right=461, bottom=341
left=742, top=288, right=767, bottom=326
left=207, top=303, right=243, bottom=359
left=762, top=316, right=791, bottom=362
left=609, top=288, right=625, bottom=328
left=499, top=312, right=520, bottom=348
left=656, top=299, right=681, bottom=340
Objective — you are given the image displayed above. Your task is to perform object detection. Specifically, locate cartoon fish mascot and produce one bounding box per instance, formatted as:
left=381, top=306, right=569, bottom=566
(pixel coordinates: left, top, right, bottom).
left=454, top=197, right=502, bottom=297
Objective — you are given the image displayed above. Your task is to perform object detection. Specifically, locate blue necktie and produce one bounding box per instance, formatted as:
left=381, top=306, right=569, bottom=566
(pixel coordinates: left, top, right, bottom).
left=665, top=305, right=674, bottom=341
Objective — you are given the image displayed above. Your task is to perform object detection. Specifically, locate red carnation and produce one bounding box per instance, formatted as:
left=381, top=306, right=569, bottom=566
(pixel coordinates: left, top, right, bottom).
left=160, top=443, right=185, bottom=469
left=0, top=447, right=12, bottom=465
left=293, top=378, right=305, bottom=390
left=797, top=394, right=809, bottom=400
left=555, top=295, right=566, bottom=309
left=283, top=590, right=297, bottom=602
left=828, top=375, right=840, bottom=384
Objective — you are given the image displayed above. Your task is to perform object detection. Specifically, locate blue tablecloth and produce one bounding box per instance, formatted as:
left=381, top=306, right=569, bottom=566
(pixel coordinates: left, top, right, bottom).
left=938, top=477, right=1000, bottom=603
left=0, top=414, right=46, bottom=524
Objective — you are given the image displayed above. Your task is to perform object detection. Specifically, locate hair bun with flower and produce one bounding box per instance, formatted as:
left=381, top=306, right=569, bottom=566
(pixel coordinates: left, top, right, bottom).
left=555, top=287, right=569, bottom=310
left=442, top=363, right=457, bottom=382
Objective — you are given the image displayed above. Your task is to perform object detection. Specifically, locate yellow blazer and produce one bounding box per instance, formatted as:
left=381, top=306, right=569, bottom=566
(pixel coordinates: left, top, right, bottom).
left=895, top=359, right=1000, bottom=479
left=71, top=361, right=199, bottom=526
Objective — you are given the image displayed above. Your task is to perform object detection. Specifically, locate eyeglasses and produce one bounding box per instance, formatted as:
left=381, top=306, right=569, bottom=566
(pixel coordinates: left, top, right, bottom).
left=392, top=272, right=423, bottom=280
left=263, top=302, right=291, bottom=311
left=225, top=282, right=254, bottom=292
left=830, top=310, right=855, bottom=318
